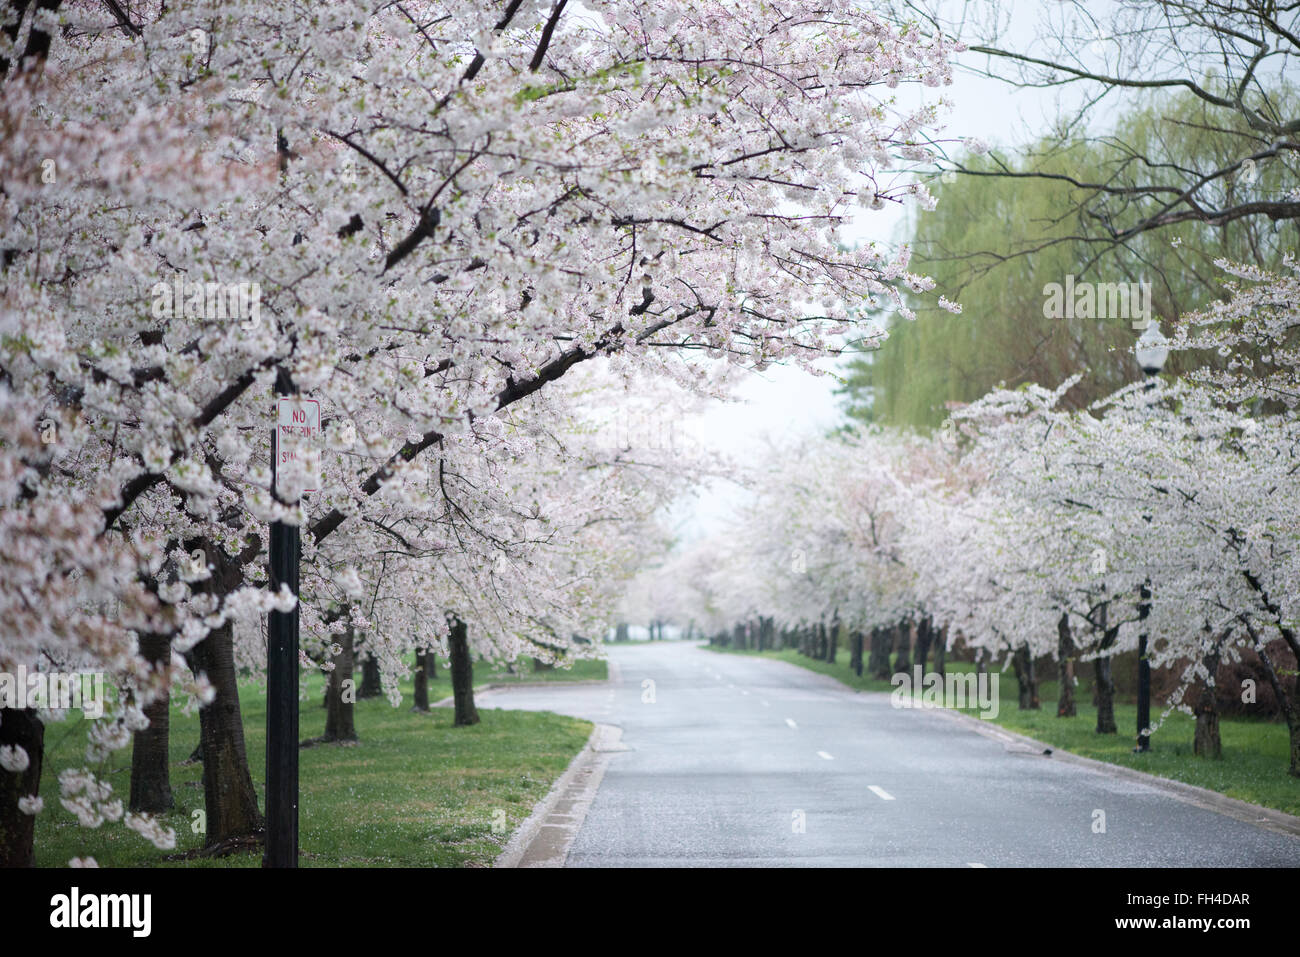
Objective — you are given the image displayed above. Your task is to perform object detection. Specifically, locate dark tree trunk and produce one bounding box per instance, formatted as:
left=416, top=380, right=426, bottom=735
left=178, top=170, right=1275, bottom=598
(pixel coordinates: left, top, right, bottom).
left=933, top=626, right=947, bottom=678
left=532, top=656, right=554, bottom=672
left=826, top=620, right=839, bottom=664
left=448, top=617, right=480, bottom=727
left=873, top=628, right=895, bottom=681
left=1094, top=655, right=1118, bottom=733
left=185, top=621, right=264, bottom=846
left=850, top=630, right=864, bottom=677
left=358, top=654, right=382, bottom=699
left=893, top=622, right=913, bottom=676
left=1093, top=607, right=1119, bottom=734
left=0, top=708, right=43, bottom=868
left=322, top=625, right=358, bottom=741
left=130, top=631, right=175, bottom=813
left=1193, top=658, right=1222, bottom=758
left=615, top=623, right=629, bottom=642
left=915, top=617, right=933, bottom=673
left=1011, top=644, right=1040, bottom=709
left=412, top=647, right=430, bottom=713
left=1056, top=613, right=1076, bottom=718
left=1012, top=645, right=1030, bottom=709
left=734, top=623, right=746, bottom=651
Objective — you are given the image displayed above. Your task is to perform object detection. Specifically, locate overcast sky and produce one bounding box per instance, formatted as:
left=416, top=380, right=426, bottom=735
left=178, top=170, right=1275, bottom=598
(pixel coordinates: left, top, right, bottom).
left=667, top=8, right=1060, bottom=540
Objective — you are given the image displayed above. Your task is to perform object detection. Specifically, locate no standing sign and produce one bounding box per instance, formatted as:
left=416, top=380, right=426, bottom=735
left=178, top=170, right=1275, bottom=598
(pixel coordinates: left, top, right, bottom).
left=275, top=397, right=321, bottom=493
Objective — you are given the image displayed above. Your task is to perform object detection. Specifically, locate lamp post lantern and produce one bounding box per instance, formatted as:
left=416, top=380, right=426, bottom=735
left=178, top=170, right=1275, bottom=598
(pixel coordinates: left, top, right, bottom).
left=1135, top=321, right=1169, bottom=378
left=1133, top=322, right=1167, bottom=753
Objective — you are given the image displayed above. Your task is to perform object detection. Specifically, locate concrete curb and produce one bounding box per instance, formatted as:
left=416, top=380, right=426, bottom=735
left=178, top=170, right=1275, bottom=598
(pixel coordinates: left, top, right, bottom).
left=924, top=703, right=1300, bottom=840
left=494, top=723, right=626, bottom=868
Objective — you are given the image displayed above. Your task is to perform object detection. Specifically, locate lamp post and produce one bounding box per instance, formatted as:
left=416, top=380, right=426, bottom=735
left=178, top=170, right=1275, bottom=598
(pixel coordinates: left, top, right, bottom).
left=1133, top=323, right=1168, bottom=753
left=266, top=367, right=300, bottom=867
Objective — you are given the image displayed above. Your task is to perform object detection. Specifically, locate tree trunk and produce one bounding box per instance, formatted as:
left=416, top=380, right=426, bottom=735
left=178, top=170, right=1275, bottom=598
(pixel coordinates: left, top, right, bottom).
left=1192, top=673, right=1222, bottom=757
left=1056, top=613, right=1076, bottom=718
left=323, top=625, right=358, bottom=741
left=185, top=621, right=263, bottom=846
left=358, top=653, right=382, bottom=699
left=873, top=628, right=896, bottom=681
left=933, top=625, right=947, bottom=678
left=129, top=631, right=175, bottom=813
left=1094, top=655, right=1117, bottom=733
left=0, top=707, right=43, bottom=867
left=1012, top=644, right=1031, bottom=710
left=893, top=622, right=913, bottom=676
left=915, top=617, right=933, bottom=673
left=448, top=617, right=480, bottom=727
left=826, top=620, right=839, bottom=664
left=412, top=646, right=430, bottom=713
left=850, top=630, right=864, bottom=677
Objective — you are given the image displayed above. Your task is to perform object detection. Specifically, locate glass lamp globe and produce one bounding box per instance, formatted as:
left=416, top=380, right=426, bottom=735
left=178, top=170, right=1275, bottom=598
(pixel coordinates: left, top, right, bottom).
left=1135, top=322, right=1169, bottom=377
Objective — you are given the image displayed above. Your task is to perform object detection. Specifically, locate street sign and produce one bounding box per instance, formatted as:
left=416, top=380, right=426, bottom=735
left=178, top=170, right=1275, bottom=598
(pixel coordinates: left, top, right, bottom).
left=275, top=397, right=320, bottom=493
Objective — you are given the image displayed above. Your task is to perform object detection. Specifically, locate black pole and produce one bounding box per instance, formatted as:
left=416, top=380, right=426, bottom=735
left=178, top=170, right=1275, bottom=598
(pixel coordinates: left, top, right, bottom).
left=1135, top=580, right=1151, bottom=753
left=265, top=367, right=300, bottom=867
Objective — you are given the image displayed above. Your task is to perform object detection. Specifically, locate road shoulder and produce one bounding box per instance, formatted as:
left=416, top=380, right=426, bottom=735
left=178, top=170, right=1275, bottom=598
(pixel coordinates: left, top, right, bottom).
left=495, top=723, right=628, bottom=867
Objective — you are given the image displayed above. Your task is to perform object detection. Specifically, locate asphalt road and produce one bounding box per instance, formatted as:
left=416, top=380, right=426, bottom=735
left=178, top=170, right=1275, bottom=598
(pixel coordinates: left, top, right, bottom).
left=476, top=641, right=1300, bottom=866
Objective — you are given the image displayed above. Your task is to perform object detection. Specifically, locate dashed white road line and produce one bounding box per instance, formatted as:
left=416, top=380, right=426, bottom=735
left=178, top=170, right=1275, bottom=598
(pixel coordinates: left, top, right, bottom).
left=868, top=785, right=895, bottom=801
left=785, top=718, right=798, bottom=730
left=817, top=750, right=834, bottom=760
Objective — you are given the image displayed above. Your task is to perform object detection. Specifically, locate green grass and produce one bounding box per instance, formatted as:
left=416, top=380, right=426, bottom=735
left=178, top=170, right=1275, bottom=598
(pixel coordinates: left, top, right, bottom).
left=705, top=644, right=1300, bottom=817
left=34, top=664, right=596, bottom=867
left=484, top=657, right=608, bottom=684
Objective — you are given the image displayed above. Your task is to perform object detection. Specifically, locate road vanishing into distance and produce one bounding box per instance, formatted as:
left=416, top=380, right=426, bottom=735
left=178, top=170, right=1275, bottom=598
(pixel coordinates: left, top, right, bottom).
left=477, top=641, right=1300, bottom=867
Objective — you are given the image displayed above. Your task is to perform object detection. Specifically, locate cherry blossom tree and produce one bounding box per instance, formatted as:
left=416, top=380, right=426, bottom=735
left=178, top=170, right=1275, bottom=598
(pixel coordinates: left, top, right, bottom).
left=1, top=0, right=960, bottom=862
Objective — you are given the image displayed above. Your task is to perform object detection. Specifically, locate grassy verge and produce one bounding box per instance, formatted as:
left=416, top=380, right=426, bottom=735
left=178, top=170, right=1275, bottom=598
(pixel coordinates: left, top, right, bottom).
left=483, top=657, right=608, bottom=685
left=34, top=667, right=593, bottom=868
left=705, top=644, right=1300, bottom=817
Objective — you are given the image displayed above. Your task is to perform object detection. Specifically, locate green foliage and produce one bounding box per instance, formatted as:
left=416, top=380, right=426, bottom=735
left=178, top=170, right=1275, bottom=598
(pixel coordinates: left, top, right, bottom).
left=841, top=90, right=1297, bottom=430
